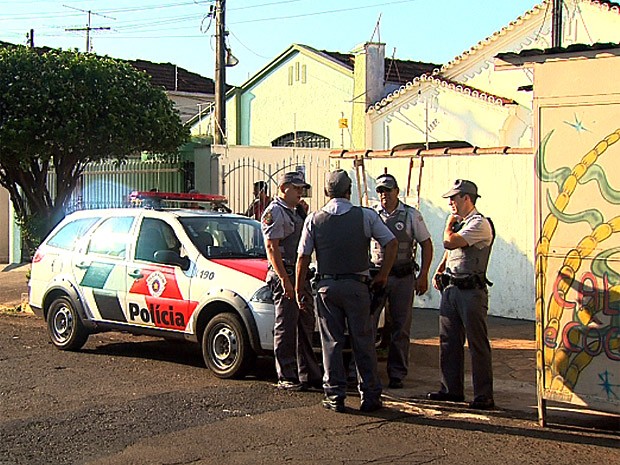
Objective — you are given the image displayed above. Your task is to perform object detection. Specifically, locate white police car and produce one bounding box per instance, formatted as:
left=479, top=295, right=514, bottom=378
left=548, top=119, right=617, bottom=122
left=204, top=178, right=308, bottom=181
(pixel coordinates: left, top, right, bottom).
left=28, top=192, right=276, bottom=378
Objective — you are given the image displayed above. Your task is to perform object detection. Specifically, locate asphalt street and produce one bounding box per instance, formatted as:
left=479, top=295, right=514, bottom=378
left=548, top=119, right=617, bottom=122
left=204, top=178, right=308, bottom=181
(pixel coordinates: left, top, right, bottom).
left=2, top=262, right=618, bottom=431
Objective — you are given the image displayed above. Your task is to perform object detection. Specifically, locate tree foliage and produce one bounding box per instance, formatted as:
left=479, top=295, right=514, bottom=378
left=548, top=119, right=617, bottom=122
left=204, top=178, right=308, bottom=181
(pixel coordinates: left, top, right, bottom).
left=0, top=46, right=189, bottom=253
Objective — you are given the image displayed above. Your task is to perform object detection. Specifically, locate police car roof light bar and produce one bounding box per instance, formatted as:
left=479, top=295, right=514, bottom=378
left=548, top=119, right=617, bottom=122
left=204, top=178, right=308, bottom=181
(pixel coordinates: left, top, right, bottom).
left=129, top=191, right=227, bottom=203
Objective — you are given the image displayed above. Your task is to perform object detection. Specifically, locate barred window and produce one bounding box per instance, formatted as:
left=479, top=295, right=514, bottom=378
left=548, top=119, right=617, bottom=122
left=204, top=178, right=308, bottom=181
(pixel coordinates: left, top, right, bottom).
left=271, top=131, right=330, bottom=148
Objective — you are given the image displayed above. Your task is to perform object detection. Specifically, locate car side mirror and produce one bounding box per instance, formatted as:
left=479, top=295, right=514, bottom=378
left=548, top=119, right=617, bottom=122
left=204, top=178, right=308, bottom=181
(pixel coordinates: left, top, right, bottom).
left=154, top=250, right=191, bottom=271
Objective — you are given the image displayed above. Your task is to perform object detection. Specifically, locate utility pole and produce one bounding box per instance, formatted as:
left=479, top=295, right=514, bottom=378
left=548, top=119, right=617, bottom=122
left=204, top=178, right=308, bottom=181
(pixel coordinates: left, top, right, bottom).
left=26, top=29, right=35, bottom=48
left=214, top=0, right=226, bottom=145
left=64, top=6, right=113, bottom=52
left=552, top=0, right=562, bottom=48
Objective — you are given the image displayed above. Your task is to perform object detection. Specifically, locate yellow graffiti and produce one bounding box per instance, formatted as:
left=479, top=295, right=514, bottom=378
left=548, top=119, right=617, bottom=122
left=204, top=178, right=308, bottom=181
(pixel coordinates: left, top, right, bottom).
left=536, top=128, right=620, bottom=395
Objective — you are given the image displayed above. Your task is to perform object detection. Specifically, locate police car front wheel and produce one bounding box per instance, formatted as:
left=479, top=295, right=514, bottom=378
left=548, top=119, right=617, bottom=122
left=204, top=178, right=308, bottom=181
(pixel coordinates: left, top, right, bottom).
left=202, top=313, right=254, bottom=379
left=46, top=296, right=89, bottom=351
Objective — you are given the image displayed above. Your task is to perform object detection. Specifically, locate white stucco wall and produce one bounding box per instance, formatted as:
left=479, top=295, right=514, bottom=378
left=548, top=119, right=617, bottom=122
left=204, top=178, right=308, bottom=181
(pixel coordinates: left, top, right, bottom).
left=236, top=51, right=354, bottom=149
left=564, top=0, right=620, bottom=44
left=226, top=92, right=238, bottom=145
left=370, top=85, right=530, bottom=150
left=335, top=151, right=536, bottom=320
left=217, top=146, right=537, bottom=320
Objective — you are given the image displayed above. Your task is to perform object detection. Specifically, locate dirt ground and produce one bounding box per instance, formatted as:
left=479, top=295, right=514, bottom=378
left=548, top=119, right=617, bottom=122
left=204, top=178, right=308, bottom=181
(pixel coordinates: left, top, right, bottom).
left=0, top=263, right=30, bottom=311
left=1, top=311, right=618, bottom=465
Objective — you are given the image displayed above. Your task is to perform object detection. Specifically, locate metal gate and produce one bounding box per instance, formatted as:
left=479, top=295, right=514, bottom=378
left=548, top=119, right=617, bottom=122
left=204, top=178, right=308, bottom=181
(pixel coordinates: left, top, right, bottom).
left=47, top=157, right=193, bottom=213
left=220, top=152, right=330, bottom=215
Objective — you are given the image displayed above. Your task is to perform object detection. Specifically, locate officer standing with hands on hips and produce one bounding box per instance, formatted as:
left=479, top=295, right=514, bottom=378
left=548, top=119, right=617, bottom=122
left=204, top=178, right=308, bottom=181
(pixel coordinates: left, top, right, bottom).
left=296, top=169, right=398, bottom=413
left=261, top=171, right=322, bottom=391
left=371, top=173, right=433, bottom=389
left=428, top=179, right=496, bottom=410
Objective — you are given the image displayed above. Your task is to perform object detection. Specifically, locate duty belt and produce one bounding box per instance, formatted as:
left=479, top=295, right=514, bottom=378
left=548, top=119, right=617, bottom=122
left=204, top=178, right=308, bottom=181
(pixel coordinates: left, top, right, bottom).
left=438, top=273, right=486, bottom=290
left=317, top=273, right=369, bottom=283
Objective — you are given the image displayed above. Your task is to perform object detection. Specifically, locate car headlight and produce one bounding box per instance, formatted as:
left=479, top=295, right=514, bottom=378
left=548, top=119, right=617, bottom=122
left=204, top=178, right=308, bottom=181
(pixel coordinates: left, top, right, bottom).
left=250, top=285, right=273, bottom=304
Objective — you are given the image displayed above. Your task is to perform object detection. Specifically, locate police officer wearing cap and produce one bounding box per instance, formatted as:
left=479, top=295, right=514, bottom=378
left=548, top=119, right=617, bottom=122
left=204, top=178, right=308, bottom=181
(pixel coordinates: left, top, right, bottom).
left=427, top=179, right=495, bottom=410
left=295, top=169, right=398, bottom=413
left=371, top=173, right=433, bottom=389
left=261, top=171, right=322, bottom=391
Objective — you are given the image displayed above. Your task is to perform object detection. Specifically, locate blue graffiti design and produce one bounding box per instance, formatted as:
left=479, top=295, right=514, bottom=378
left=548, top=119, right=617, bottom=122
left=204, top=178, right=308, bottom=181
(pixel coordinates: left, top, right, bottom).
left=563, top=114, right=589, bottom=133
left=598, top=369, right=620, bottom=401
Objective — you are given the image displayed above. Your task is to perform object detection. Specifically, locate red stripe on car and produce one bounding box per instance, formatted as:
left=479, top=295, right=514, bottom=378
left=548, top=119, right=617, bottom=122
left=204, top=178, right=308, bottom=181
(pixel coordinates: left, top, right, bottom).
left=210, top=258, right=268, bottom=282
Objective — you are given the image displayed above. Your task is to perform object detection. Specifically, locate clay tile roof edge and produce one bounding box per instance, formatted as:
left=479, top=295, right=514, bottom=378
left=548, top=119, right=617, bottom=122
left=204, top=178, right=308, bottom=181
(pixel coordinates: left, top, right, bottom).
left=368, top=75, right=515, bottom=114
left=441, top=1, right=620, bottom=74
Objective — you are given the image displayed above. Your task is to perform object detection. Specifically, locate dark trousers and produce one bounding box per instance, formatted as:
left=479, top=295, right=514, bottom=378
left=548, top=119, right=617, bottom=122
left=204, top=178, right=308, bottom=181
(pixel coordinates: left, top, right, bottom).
left=438, top=285, right=493, bottom=400
left=268, top=270, right=321, bottom=384
left=383, top=274, right=416, bottom=381
left=316, top=279, right=382, bottom=401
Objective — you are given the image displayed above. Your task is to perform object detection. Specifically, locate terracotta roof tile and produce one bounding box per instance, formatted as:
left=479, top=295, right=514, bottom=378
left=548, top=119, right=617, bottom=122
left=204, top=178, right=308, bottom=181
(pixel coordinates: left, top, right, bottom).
left=497, top=41, right=620, bottom=59
left=441, top=0, right=620, bottom=74
left=333, top=146, right=533, bottom=158
left=0, top=41, right=216, bottom=95
left=128, top=59, right=216, bottom=94
left=320, top=49, right=439, bottom=85
left=591, top=0, right=620, bottom=12
left=368, top=75, right=515, bottom=114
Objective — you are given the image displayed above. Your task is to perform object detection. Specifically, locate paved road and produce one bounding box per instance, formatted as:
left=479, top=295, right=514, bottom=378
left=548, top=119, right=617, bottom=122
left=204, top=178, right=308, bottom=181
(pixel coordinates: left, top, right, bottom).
left=0, top=263, right=29, bottom=310
left=1, top=313, right=617, bottom=465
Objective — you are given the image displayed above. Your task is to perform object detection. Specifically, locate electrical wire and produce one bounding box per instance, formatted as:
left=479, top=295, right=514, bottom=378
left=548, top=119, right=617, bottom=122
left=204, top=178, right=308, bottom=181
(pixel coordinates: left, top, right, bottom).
left=228, top=0, right=302, bottom=11
left=227, top=29, right=270, bottom=59
left=533, top=0, right=551, bottom=43
left=572, top=0, right=594, bottom=43
left=229, top=0, right=420, bottom=25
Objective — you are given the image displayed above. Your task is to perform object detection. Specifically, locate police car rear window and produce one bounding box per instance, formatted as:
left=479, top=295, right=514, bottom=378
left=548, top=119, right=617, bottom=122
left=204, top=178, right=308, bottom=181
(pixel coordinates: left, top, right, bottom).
left=47, top=217, right=101, bottom=250
left=87, top=216, right=135, bottom=259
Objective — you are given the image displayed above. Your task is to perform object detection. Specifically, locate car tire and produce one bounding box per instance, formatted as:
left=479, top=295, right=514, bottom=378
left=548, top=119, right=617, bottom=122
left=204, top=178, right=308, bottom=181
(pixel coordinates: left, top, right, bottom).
left=202, top=312, right=255, bottom=379
left=46, top=296, right=89, bottom=351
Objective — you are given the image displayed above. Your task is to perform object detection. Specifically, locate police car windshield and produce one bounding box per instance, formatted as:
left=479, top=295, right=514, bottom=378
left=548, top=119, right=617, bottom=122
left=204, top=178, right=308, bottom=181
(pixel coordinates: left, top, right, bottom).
left=179, top=217, right=266, bottom=259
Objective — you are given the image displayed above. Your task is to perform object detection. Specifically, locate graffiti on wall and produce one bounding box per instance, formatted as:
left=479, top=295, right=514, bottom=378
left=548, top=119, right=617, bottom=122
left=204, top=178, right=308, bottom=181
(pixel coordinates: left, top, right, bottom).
left=535, top=111, right=620, bottom=408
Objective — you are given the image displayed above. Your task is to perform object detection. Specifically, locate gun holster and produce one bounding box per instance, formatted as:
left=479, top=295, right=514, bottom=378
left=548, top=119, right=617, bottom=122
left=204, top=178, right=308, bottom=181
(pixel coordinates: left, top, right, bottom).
left=435, top=273, right=449, bottom=292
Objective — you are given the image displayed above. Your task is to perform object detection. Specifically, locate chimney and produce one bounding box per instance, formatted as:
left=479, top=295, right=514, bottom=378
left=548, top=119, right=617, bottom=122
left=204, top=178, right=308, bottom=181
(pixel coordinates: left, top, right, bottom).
left=353, top=42, right=385, bottom=105
left=351, top=42, right=385, bottom=149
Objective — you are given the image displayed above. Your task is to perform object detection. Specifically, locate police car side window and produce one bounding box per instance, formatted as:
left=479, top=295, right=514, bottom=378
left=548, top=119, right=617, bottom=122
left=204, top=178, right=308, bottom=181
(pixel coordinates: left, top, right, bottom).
left=47, top=217, right=100, bottom=250
left=135, top=218, right=180, bottom=263
left=87, top=217, right=134, bottom=259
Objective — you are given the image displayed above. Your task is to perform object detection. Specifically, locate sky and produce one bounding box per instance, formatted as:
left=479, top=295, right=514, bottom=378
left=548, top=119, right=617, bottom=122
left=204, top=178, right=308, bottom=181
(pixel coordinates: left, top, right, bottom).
left=0, top=0, right=542, bottom=86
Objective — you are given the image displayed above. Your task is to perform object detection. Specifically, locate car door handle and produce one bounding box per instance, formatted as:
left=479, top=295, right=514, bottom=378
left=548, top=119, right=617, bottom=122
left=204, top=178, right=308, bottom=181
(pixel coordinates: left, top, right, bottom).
left=128, top=269, right=144, bottom=279
left=75, top=262, right=90, bottom=269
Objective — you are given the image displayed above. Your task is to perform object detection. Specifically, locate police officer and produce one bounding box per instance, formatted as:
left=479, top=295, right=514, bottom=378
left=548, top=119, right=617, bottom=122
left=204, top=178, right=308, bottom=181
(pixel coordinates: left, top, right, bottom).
left=262, top=171, right=321, bottom=391
left=427, top=179, right=495, bottom=409
left=371, top=173, right=433, bottom=389
left=295, top=170, right=398, bottom=413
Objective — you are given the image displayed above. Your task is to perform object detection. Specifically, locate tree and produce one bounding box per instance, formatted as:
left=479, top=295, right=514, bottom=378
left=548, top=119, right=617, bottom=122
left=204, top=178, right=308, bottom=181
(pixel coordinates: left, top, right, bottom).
left=0, top=46, right=189, bottom=253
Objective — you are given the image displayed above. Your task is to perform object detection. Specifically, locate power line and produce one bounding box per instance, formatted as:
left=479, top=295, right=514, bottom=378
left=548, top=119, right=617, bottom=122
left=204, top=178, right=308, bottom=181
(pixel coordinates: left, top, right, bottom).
left=229, top=0, right=303, bottom=11
left=228, top=29, right=271, bottom=59
left=111, top=14, right=201, bottom=31
left=230, top=0, right=420, bottom=25
left=98, top=0, right=212, bottom=14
